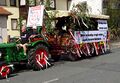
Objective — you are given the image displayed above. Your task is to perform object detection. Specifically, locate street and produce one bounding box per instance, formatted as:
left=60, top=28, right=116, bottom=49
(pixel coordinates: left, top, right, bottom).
left=0, top=47, right=120, bottom=83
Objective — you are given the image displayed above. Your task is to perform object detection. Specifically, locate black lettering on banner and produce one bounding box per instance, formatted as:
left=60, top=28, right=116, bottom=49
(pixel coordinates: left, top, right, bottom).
left=83, top=38, right=101, bottom=42
left=98, top=22, right=106, bottom=24
left=99, top=27, right=107, bottom=29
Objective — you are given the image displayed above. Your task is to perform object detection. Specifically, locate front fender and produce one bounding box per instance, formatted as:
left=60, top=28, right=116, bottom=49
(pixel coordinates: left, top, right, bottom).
left=28, top=40, right=50, bottom=48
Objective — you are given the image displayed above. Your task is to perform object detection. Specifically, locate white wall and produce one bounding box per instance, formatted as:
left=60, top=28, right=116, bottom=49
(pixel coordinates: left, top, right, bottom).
left=87, top=0, right=102, bottom=15
left=69, top=0, right=103, bottom=15
left=0, top=16, right=8, bottom=43
left=4, top=7, right=20, bottom=37
left=56, top=0, right=67, bottom=10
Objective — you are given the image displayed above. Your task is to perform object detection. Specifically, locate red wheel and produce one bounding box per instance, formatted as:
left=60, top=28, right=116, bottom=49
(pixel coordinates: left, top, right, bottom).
left=99, top=44, right=105, bottom=54
left=35, top=48, right=48, bottom=67
left=67, top=39, right=81, bottom=61
left=28, top=44, right=50, bottom=70
left=0, top=65, right=10, bottom=78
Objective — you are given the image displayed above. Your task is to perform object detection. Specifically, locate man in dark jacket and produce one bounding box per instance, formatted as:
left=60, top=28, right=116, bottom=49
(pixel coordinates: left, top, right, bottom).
left=18, top=25, right=30, bottom=55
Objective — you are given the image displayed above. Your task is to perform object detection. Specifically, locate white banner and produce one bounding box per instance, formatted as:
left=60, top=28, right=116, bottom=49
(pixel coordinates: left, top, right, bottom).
left=97, top=20, right=108, bottom=30
left=74, top=31, right=107, bottom=44
left=27, top=5, right=44, bottom=27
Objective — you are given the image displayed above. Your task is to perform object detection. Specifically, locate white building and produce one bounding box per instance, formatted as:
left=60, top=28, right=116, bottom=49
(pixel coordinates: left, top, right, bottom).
left=0, top=0, right=20, bottom=42
left=69, top=0, right=103, bottom=15
left=19, top=0, right=106, bottom=16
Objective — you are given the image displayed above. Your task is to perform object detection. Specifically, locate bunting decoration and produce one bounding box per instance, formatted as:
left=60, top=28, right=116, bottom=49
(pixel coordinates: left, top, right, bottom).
left=69, top=30, right=81, bottom=58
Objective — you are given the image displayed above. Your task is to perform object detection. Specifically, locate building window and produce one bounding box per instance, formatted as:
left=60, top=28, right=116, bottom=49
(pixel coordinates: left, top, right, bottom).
left=103, top=0, right=108, bottom=8
left=118, top=4, right=120, bottom=9
left=10, top=0, right=17, bottom=6
left=36, top=0, right=40, bottom=5
left=111, top=1, right=120, bottom=9
left=50, top=0, right=56, bottom=9
left=20, top=0, right=26, bottom=6
left=28, top=0, right=36, bottom=6
left=67, top=0, right=72, bottom=10
left=116, top=1, right=120, bottom=9
left=0, top=0, right=6, bottom=6
left=36, top=0, right=55, bottom=9
left=11, top=19, right=18, bottom=30
left=102, top=0, right=108, bottom=14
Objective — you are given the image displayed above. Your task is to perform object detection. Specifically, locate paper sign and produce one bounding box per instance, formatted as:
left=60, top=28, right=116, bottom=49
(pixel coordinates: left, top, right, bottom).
left=27, top=5, right=44, bottom=27
left=97, top=20, right=108, bottom=30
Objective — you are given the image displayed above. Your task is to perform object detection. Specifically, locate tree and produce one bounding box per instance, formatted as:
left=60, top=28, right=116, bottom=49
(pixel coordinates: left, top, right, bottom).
left=107, top=0, right=120, bottom=29
left=69, top=2, right=96, bottom=31
left=106, top=0, right=120, bottom=40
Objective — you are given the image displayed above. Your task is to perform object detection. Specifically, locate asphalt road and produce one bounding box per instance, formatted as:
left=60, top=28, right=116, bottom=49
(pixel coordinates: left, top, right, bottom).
left=1, top=47, right=120, bottom=83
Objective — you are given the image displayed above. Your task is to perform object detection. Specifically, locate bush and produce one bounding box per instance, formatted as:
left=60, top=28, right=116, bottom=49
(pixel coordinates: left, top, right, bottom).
left=110, top=28, right=120, bottom=41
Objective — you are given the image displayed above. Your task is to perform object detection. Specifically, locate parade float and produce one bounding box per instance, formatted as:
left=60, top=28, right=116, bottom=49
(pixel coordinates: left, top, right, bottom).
left=0, top=4, right=110, bottom=79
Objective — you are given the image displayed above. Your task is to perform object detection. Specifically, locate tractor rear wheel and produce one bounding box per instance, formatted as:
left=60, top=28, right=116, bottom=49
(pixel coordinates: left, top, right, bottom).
left=28, top=44, right=50, bottom=70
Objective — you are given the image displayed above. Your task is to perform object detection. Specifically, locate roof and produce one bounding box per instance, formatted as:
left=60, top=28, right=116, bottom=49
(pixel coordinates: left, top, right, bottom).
left=47, top=10, right=109, bottom=19
left=0, top=7, right=12, bottom=15
left=88, top=14, right=110, bottom=19
left=47, top=10, right=70, bottom=18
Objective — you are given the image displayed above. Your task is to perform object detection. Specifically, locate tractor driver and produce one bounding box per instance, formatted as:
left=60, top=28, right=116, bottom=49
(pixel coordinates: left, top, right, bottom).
left=17, top=25, right=37, bottom=55
left=16, top=24, right=30, bottom=55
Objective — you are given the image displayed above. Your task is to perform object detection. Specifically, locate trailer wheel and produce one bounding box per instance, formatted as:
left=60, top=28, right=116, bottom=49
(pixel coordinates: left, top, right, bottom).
left=28, top=44, right=50, bottom=70
left=68, top=52, right=78, bottom=61
left=68, top=39, right=80, bottom=61
left=0, top=64, right=10, bottom=78
left=99, top=44, right=105, bottom=55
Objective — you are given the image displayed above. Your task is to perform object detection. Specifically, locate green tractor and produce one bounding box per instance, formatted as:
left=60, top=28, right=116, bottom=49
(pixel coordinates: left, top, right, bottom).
left=0, top=8, right=81, bottom=78
left=0, top=26, right=51, bottom=78
left=0, top=6, right=73, bottom=79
